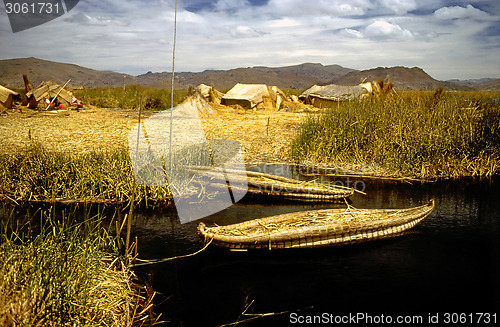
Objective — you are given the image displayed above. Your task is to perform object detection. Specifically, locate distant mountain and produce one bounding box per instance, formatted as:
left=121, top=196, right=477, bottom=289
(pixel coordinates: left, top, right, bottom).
left=0, top=58, right=354, bottom=90
left=0, top=57, right=136, bottom=89
left=136, top=63, right=356, bottom=90
left=448, top=78, right=496, bottom=83
left=447, top=78, right=500, bottom=91
left=329, top=66, right=448, bottom=90
left=0, top=57, right=498, bottom=91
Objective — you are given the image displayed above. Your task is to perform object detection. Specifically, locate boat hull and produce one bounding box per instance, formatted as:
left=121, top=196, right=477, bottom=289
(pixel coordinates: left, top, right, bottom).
left=198, top=200, right=435, bottom=250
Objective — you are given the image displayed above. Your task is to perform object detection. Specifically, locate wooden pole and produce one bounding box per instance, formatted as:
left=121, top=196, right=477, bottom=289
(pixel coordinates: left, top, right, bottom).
left=45, top=79, right=71, bottom=111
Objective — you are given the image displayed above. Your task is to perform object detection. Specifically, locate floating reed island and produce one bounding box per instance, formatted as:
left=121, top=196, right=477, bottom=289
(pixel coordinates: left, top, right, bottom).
left=291, top=90, right=500, bottom=179
left=188, top=166, right=355, bottom=202
left=198, top=200, right=435, bottom=250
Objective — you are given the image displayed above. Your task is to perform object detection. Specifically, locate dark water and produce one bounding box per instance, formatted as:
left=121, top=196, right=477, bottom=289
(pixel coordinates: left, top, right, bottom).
left=131, top=166, right=500, bottom=326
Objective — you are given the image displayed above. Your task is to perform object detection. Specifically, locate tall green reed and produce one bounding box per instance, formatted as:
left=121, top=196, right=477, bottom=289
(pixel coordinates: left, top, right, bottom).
left=0, top=144, right=173, bottom=207
left=0, top=208, right=143, bottom=326
left=74, top=86, right=188, bottom=110
left=291, top=91, right=500, bottom=178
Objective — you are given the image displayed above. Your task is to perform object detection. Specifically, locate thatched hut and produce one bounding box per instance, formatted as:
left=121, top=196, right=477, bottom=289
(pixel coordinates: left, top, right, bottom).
left=25, top=80, right=75, bottom=109
left=299, top=84, right=367, bottom=107
left=196, top=84, right=223, bottom=104
left=182, top=87, right=216, bottom=118
left=221, top=83, right=287, bottom=110
left=0, top=85, right=19, bottom=109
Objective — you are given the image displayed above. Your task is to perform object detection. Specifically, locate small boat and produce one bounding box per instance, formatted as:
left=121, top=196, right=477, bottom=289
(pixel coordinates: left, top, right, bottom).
left=189, top=166, right=355, bottom=202
left=198, top=200, right=435, bottom=250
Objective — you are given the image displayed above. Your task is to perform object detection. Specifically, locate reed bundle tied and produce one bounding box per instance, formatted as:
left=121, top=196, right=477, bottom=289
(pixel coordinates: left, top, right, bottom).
left=188, top=166, right=354, bottom=201
left=198, top=200, right=435, bottom=250
left=207, top=209, right=400, bottom=237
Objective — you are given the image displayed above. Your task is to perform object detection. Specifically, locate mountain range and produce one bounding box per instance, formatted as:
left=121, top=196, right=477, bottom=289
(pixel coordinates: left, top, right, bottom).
left=0, top=57, right=498, bottom=91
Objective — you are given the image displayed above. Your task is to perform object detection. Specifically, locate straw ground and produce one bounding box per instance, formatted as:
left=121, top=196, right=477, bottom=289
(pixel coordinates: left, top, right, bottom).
left=0, top=101, right=308, bottom=205
left=1, top=89, right=499, bottom=205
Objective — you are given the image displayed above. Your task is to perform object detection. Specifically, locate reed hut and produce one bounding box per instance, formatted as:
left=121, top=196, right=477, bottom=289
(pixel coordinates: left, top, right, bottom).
left=196, top=84, right=224, bottom=104
left=221, top=83, right=287, bottom=110
left=25, top=80, right=75, bottom=109
left=182, top=87, right=216, bottom=118
left=299, top=84, right=367, bottom=107
left=0, top=85, right=19, bottom=109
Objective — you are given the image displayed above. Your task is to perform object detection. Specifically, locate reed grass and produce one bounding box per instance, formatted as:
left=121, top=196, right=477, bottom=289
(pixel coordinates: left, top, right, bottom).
left=291, top=91, right=500, bottom=179
left=0, top=208, right=158, bottom=326
left=0, top=143, right=173, bottom=207
left=74, top=86, right=188, bottom=110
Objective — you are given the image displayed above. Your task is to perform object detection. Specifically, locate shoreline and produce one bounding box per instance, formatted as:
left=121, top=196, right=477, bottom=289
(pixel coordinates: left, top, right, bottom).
left=1, top=90, right=499, bottom=206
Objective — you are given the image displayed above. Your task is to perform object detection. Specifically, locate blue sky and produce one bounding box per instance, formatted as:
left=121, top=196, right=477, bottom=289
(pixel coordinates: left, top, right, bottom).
left=0, top=0, right=499, bottom=80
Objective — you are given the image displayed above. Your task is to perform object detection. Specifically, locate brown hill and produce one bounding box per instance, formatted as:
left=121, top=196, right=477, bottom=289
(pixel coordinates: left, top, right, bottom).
left=0, top=57, right=137, bottom=89
left=1, top=57, right=497, bottom=92
left=478, top=78, right=500, bottom=91
left=329, top=66, right=446, bottom=90
left=0, top=58, right=354, bottom=90
left=455, top=78, right=500, bottom=91
left=136, top=63, right=356, bottom=90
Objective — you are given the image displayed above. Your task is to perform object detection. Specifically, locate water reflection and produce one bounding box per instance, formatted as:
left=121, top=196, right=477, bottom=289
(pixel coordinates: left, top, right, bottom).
left=3, top=167, right=496, bottom=326
left=130, top=168, right=499, bottom=326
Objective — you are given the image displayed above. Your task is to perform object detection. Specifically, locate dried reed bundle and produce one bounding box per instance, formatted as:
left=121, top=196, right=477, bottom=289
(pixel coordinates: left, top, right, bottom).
left=198, top=200, right=434, bottom=250
left=188, top=166, right=354, bottom=201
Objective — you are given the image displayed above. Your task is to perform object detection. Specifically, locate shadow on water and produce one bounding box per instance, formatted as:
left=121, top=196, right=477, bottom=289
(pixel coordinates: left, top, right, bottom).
left=129, top=166, right=500, bottom=326
left=2, top=166, right=498, bottom=326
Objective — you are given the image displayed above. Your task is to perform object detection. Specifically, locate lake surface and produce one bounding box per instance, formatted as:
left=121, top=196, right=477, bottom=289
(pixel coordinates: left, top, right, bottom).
left=131, top=167, right=500, bottom=326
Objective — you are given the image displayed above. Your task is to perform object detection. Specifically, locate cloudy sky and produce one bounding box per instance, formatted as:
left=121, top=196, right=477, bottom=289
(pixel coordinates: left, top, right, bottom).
left=1, top=0, right=499, bottom=80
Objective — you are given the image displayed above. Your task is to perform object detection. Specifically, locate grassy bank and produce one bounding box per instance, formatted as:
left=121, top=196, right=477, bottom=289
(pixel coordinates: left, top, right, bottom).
left=291, top=91, right=500, bottom=179
left=0, top=144, right=173, bottom=207
left=0, top=208, right=157, bottom=326
left=74, top=86, right=188, bottom=110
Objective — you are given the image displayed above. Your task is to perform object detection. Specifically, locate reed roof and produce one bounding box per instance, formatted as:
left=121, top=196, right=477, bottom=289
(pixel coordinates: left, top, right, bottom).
left=27, top=80, right=74, bottom=104
left=0, top=85, right=18, bottom=103
left=222, top=83, right=286, bottom=109
left=300, top=84, right=367, bottom=101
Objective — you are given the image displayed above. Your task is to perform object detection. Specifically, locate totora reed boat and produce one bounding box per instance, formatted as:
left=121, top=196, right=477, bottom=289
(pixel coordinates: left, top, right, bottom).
left=198, top=200, right=435, bottom=250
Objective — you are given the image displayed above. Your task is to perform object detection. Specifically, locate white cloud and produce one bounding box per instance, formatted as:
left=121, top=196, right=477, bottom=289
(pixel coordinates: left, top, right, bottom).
left=269, top=17, right=300, bottom=28
left=364, top=20, right=413, bottom=39
left=0, top=0, right=498, bottom=80
left=266, top=0, right=374, bottom=17
left=434, top=4, right=491, bottom=20
left=228, top=25, right=267, bottom=38
left=340, top=28, right=364, bottom=38
left=64, top=12, right=128, bottom=26
left=380, top=0, right=416, bottom=15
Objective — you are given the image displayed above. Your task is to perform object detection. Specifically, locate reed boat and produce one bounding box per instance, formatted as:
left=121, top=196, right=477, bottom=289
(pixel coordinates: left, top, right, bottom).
left=198, top=200, right=435, bottom=250
left=189, top=166, right=354, bottom=202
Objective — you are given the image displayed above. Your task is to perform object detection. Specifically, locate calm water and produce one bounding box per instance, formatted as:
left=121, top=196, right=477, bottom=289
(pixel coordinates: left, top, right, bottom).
left=131, top=167, right=500, bottom=326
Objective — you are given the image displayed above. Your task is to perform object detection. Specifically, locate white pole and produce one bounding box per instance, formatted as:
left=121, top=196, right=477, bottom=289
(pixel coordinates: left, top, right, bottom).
left=45, top=79, right=71, bottom=111
left=169, top=0, right=178, bottom=172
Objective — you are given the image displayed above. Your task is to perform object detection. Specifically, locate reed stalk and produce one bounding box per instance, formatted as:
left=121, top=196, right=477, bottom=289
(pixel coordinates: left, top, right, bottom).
left=74, top=86, right=188, bottom=111
left=0, top=143, right=174, bottom=208
left=0, top=208, right=159, bottom=326
left=291, top=91, right=500, bottom=179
